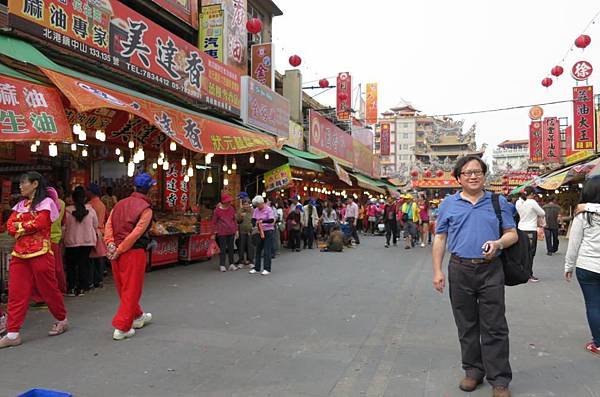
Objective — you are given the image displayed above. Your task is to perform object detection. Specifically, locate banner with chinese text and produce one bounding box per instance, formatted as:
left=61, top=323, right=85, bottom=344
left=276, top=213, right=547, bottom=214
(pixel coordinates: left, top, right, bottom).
left=251, top=43, right=273, bottom=89
left=241, top=76, right=289, bottom=139
left=287, top=121, right=304, bottom=150
left=380, top=122, right=391, bottom=156
left=199, top=4, right=224, bottom=61
left=43, top=68, right=275, bottom=154
left=264, top=163, right=292, bottom=192
left=152, top=0, right=198, bottom=29
left=573, top=86, right=595, bottom=151
left=336, top=72, right=352, bottom=121
left=365, top=83, right=377, bottom=125
left=352, top=128, right=374, bottom=177
left=9, top=0, right=241, bottom=116
left=308, top=110, right=353, bottom=166
left=164, top=163, right=189, bottom=211
left=334, top=161, right=352, bottom=186
left=529, top=121, right=543, bottom=163
left=0, top=72, right=71, bottom=142
left=542, top=117, right=560, bottom=163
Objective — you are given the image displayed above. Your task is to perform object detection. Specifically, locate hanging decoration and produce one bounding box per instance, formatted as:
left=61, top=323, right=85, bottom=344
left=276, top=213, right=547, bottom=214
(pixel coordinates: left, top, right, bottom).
left=410, top=169, right=419, bottom=177
left=551, top=66, right=564, bottom=77
left=424, top=170, right=432, bottom=178
left=289, top=55, right=302, bottom=67
left=436, top=170, right=445, bottom=178
left=246, top=17, right=262, bottom=34
left=541, top=77, right=553, bottom=87
left=318, top=79, right=329, bottom=88
left=574, top=34, right=592, bottom=49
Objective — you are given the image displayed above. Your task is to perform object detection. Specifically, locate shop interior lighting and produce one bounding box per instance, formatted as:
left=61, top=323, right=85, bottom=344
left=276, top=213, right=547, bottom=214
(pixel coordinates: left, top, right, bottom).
left=159, top=151, right=165, bottom=159
left=231, top=158, right=237, bottom=170
left=187, top=165, right=194, bottom=177
left=35, top=140, right=41, bottom=146
left=195, top=164, right=210, bottom=170
left=127, top=140, right=134, bottom=149
left=127, top=161, right=135, bottom=177
left=170, top=141, right=177, bottom=151
left=184, top=175, right=190, bottom=183
left=137, top=148, right=145, bottom=161
left=578, top=183, right=584, bottom=188
left=261, top=191, right=266, bottom=197
left=207, top=171, right=213, bottom=184
left=227, top=169, right=232, bottom=175
left=79, top=130, right=87, bottom=142
left=30, top=143, right=37, bottom=153
left=181, top=157, right=187, bottom=166
left=95, top=130, right=105, bottom=142
left=205, top=155, right=212, bottom=165
left=118, top=155, right=124, bottom=163
left=72, top=124, right=82, bottom=135
left=71, top=143, right=77, bottom=151
left=157, top=156, right=164, bottom=165
left=163, top=160, right=169, bottom=171
left=249, top=153, right=255, bottom=164
left=303, top=186, right=308, bottom=191
left=115, top=148, right=121, bottom=156
left=223, top=177, right=229, bottom=186
left=48, top=143, right=58, bottom=157
left=264, top=152, right=269, bottom=160
left=222, top=162, right=228, bottom=172
left=81, top=148, right=88, bottom=157
left=133, top=151, right=140, bottom=164
left=152, top=162, right=158, bottom=169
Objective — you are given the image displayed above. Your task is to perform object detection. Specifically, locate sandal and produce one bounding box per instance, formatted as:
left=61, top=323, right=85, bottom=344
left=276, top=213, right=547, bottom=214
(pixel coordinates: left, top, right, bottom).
left=48, top=320, right=69, bottom=336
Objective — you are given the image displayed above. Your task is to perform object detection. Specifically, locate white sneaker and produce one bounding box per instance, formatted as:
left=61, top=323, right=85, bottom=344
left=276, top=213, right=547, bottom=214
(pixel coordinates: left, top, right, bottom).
left=248, top=263, right=255, bottom=269
left=261, top=270, right=271, bottom=276
left=228, top=264, right=238, bottom=271
left=249, top=269, right=259, bottom=274
left=420, top=243, right=426, bottom=248
left=133, top=313, right=152, bottom=329
left=219, top=266, right=227, bottom=272
left=113, top=328, right=135, bottom=340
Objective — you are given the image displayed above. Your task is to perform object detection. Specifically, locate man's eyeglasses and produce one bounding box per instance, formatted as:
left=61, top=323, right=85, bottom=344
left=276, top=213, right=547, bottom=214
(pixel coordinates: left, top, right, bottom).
left=460, top=170, right=484, bottom=177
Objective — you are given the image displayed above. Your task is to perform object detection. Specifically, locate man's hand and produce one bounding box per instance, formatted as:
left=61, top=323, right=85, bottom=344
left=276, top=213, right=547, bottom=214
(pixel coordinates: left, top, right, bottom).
left=565, top=271, right=573, bottom=282
left=482, top=240, right=502, bottom=260
left=433, top=270, right=445, bottom=293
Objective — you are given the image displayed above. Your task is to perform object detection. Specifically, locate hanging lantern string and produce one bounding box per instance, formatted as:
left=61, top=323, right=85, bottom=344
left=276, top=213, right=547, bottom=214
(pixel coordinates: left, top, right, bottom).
left=554, top=7, right=600, bottom=67
left=429, top=98, right=574, bottom=118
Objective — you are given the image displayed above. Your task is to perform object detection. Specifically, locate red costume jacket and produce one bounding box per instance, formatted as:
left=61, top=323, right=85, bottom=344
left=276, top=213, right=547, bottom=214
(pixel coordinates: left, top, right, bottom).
left=7, top=206, right=52, bottom=259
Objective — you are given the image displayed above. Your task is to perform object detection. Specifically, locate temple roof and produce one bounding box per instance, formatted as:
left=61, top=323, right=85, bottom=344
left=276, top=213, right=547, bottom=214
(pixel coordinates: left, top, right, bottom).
left=497, top=139, right=529, bottom=148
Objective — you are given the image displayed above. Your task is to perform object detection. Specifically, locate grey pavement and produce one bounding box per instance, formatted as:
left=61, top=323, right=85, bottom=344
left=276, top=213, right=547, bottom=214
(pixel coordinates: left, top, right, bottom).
left=0, top=236, right=598, bottom=397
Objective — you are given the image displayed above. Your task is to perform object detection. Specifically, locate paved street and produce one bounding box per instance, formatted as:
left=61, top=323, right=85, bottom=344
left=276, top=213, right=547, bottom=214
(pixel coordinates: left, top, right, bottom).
left=1, top=235, right=598, bottom=397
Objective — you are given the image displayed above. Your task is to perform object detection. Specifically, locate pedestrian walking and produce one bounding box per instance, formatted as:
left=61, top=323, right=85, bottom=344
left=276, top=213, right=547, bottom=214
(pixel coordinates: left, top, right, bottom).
left=0, top=172, right=69, bottom=349
left=287, top=204, right=302, bottom=252
left=432, top=156, right=518, bottom=397
left=105, top=173, right=155, bottom=341
left=302, top=199, right=319, bottom=249
left=515, top=186, right=545, bottom=282
left=366, top=198, right=379, bottom=234
left=564, top=178, right=600, bottom=357
left=384, top=196, right=398, bottom=247
left=418, top=198, right=430, bottom=247
left=401, top=194, right=419, bottom=249
left=213, top=194, right=238, bottom=272
left=87, top=183, right=107, bottom=289
left=344, top=197, right=360, bottom=245
left=236, top=197, right=254, bottom=268
left=543, top=195, right=561, bottom=256
left=250, top=196, right=275, bottom=275
left=64, top=186, right=98, bottom=297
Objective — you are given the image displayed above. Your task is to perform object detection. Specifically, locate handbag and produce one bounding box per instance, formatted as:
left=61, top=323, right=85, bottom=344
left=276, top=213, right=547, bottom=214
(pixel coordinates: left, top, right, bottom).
left=206, top=238, right=220, bottom=257
left=90, top=230, right=107, bottom=258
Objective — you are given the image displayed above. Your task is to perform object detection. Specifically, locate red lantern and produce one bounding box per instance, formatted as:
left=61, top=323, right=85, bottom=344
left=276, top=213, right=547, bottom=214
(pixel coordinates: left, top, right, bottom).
left=541, top=77, right=553, bottom=87
left=410, top=169, right=419, bottom=177
left=246, top=18, right=262, bottom=34
left=551, top=66, right=564, bottom=77
left=574, top=34, right=591, bottom=49
left=318, top=78, right=329, bottom=88
left=289, top=55, right=302, bottom=67
left=338, top=92, right=348, bottom=101
left=424, top=170, right=432, bottom=178
left=436, top=169, right=444, bottom=178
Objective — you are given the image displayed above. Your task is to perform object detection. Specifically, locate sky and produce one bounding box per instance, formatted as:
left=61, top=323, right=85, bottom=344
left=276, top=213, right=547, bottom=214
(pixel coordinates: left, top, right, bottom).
left=272, top=0, right=600, bottom=160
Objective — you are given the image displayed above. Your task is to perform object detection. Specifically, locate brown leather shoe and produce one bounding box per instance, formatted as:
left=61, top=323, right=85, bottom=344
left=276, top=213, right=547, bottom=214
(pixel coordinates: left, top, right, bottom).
left=459, top=376, right=483, bottom=392
left=492, top=386, right=511, bottom=397
left=0, top=335, right=22, bottom=349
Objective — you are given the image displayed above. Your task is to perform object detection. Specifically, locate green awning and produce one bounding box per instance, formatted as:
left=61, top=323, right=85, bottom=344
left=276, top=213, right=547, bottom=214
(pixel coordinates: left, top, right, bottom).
left=272, top=148, right=323, bottom=173
left=283, top=146, right=327, bottom=160
left=0, top=62, right=44, bottom=84
left=509, top=180, right=534, bottom=195
left=351, top=173, right=386, bottom=194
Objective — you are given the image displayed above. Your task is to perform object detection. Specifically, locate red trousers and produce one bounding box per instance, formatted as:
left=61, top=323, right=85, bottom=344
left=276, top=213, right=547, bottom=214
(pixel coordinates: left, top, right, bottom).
left=31, top=242, right=66, bottom=301
left=111, top=249, right=146, bottom=332
left=7, top=253, right=67, bottom=332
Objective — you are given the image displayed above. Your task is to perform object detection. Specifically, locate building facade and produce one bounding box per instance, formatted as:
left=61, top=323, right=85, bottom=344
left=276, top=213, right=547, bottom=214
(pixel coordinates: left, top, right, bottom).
left=492, top=139, right=530, bottom=174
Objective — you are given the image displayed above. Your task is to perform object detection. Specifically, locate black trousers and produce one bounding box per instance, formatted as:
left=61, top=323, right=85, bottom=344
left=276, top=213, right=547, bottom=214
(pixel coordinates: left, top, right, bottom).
left=346, top=217, right=360, bottom=243
left=65, top=246, right=93, bottom=292
left=288, top=229, right=301, bottom=250
left=523, top=230, right=538, bottom=275
left=385, top=219, right=398, bottom=245
left=91, top=257, right=105, bottom=287
left=255, top=230, right=273, bottom=272
left=217, top=235, right=235, bottom=267
left=238, top=232, right=254, bottom=263
left=544, top=228, right=559, bottom=254
left=448, top=256, right=511, bottom=387
left=303, top=225, right=315, bottom=248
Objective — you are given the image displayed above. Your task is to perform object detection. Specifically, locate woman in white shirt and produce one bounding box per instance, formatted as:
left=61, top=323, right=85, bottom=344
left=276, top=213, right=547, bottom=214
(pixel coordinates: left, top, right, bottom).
left=565, top=178, right=600, bottom=357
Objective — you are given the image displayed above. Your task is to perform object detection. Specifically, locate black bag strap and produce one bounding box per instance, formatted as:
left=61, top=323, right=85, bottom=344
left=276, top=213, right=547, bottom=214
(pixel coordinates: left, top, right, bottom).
left=491, top=193, right=503, bottom=239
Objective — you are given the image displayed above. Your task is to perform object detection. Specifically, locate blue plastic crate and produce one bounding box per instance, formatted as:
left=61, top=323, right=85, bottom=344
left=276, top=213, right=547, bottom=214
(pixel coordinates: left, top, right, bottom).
left=17, top=389, right=72, bottom=397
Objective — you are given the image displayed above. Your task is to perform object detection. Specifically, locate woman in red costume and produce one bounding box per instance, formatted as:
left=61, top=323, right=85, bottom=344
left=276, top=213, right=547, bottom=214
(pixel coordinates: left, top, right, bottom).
left=0, top=172, right=68, bottom=349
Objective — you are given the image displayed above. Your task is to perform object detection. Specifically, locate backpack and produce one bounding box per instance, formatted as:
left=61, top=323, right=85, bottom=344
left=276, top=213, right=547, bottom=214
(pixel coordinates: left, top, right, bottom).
left=491, top=194, right=532, bottom=286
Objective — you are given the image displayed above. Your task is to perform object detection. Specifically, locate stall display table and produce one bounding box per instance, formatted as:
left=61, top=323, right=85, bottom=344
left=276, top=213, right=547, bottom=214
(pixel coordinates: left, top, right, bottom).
left=179, top=233, right=216, bottom=263
left=147, top=235, right=180, bottom=270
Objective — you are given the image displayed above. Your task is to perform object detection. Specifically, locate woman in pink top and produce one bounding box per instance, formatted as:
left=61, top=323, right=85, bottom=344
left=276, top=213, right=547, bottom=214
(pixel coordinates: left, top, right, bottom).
left=212, top=194, right=238, bottom=272
left=63, top=186, right=98, bottom=296
left=249, top=195, right=275, bottom=275
left=417, top=199, right=430, bottom=247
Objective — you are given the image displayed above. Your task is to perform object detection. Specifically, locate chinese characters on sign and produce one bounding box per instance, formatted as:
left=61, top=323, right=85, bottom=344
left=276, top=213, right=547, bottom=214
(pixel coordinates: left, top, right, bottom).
left=571, top=60, right=593, bottom=81
left=199, top=4, right=224, bottom=61
left=0, top=72, right=71, bottom=142
left=542, top=117, right=560, bottom=163
left=380, top=123, right=391, bottom=156
left=365, top=83, right=377, bottom=125
left=336, top=72, right=352, bottom=121
left=572, top=86, right=595, bottom=151
left=308, top=110, right=353, bottom=166
left=529, top=121, right=543, bottom=163
left=241, top=76, right=289, bottom=139
left=264, top=163, right=292, bottom=192
left=164, top=163, right=189, bottom=211
left=250, top=43, right=273, bottom=89
left=9, top=0, right=241, bottom=116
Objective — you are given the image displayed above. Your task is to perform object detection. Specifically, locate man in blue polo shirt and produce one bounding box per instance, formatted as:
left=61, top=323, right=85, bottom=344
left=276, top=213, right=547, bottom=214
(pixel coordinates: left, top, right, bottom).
left=432, top=156, right=518, bottom=397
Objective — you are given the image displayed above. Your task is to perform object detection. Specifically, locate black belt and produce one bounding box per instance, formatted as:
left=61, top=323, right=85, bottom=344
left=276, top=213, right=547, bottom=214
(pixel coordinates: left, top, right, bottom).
left=450, top=254, right=493, bottom=265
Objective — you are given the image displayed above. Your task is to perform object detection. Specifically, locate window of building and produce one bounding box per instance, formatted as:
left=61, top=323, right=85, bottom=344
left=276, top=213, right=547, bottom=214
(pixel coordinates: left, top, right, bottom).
left=403, top=133, right=409, bottom=139
left=402, top=123, right=409, bottom=128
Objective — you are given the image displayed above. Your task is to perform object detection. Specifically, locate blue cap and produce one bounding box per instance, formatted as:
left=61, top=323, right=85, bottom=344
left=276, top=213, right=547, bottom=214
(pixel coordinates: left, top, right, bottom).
left=238, top=192, right=249, bottom=200
left=88, top=183, right=101, bottom=196
left=309, top=198, right=316, bottom=206
left=134, top=173, right=157, bottom=190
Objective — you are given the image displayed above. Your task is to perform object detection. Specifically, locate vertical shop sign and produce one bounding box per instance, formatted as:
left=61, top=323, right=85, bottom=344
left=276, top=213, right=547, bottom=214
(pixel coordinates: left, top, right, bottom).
left=251, top=43, right=273, bottom=89
left=287, top=120, right=304, bottom=150
left=365, top=83, right=378, bottom=125
left=336, top=72, right=352, bottom=121
left=542, top=117, right=560, bottom=162
left=572, top=86, right=595, bottom=151
left=529, top=121, right=543, bottom=163
left=164, top=163, right=189, bottom=211
left=380, top=122, right=391, bottom=156
left=199, top=4, right=224, bottom=61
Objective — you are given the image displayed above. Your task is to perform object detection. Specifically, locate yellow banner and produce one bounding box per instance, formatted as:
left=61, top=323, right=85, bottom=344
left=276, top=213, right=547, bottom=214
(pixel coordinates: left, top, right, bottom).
left=366, top=83, right=378, bottom=125
left=565, top=150, right=594, bottom=165
left=264, top=164, right=292, bottom=192
left=199, top=4, right=224, bottom=61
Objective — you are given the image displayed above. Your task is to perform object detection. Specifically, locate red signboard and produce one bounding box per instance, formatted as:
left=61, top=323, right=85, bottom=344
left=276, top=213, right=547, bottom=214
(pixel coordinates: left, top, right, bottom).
left=150, top=235, right=179, bottom=267
left=8, top=0, right=241, bottom=116
left=251, top=43, right=273, bottom=89
left=179, top=233, right=214, bottom=261
left=151, top=0, right=198, bottom=29
left=0, top=72, right=71, bottom=142
left=164, top=163, right=189, bottom=211
left=542, top=117, right=560, bottom=162
left=572, top=61, right=593, bottom=81
left=380, top=122, right=391, bottom=156
left=573, top=86, right=595, bottom=151
left=529, top=121, right=543, bottom=163
left=308, top=110, right=353, bottom=166
left=241, top=76, right=289, bottom=139
left=336, top=72, right=352, bottom=121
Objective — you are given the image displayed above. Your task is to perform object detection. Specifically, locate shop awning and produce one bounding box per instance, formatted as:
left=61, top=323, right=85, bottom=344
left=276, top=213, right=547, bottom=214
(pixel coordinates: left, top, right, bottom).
left=351, top=173, right=386, bottom=194
left=509, top=180, right=534, bottom=195
left=0, top=35, right=276, bottom=154
left=282, top=146, right=327, bottom=160
left=271, top=148, right=323, bottom=173
left=537, top=169, right=570, bottom=190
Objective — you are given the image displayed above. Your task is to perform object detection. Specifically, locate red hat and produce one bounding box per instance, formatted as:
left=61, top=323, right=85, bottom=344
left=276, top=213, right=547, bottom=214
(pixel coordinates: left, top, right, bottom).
left=221, top=193, right=233, bottom=203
